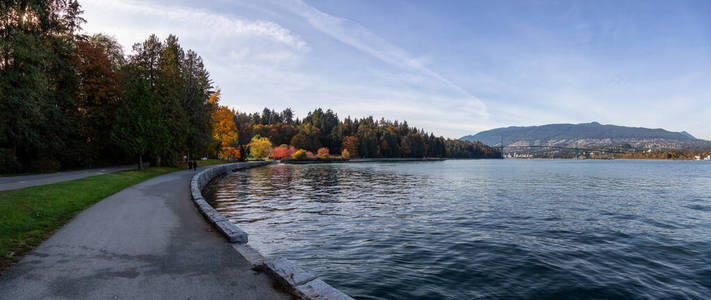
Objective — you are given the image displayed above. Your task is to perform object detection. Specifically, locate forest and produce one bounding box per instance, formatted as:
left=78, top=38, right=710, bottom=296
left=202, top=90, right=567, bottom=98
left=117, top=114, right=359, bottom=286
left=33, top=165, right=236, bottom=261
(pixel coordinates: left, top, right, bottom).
left=0, top=1, right=499, bottom=173
left=212, top=106, right=501, bottom=161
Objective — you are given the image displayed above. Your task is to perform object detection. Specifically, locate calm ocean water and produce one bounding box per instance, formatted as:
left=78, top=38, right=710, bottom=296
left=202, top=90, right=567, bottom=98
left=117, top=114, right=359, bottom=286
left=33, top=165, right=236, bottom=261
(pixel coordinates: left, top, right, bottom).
left=204, top=160, right=711, bottom=299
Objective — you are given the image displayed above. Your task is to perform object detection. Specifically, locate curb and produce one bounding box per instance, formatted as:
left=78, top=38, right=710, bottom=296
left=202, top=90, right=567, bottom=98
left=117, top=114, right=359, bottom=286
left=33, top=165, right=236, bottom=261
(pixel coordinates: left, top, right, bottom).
left=190, top=162, right=353, bottom=300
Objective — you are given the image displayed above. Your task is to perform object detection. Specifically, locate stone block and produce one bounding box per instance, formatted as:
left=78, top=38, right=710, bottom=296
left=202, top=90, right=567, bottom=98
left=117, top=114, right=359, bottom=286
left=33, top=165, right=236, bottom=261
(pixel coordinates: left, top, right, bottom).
left=194, top=198, right=208, bottom=207
left=295, top=279, right=354, bottom=300
left=214, top=220, right=248, bottom=244
left=265, top=257, right=317, bottom=287
left=232, top=244, right=265, bottom=267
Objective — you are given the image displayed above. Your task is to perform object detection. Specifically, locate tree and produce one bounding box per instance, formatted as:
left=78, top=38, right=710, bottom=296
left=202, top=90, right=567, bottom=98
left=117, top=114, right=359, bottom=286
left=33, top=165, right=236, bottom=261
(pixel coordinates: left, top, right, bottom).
left=154, top=34, right=187, bottom=165
left=269, top=144, right=297, bottom=159
left=292, top=149, right=307, bottom=160
left=211, top=93, right=239, bottom=160
left=111, top=76, right=158, bottom=169
left=74, top=39, right=121, bottom=164
left=248, top=135, right=272, bottom=160
left=0, top=0, right=85, bottom=171
left=341, top=136, right=360, bottom=158
left=341, top=149, right=351, bottom=159
left=89, top=33, right=125, bottom=71
left=317, top=147, right=329, bottom=158
left=182, top=50, right=214, bottom=158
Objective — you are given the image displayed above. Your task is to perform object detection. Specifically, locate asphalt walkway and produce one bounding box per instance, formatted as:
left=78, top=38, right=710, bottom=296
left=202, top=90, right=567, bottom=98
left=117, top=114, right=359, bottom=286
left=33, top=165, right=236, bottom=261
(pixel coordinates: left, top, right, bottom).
left=0, top=165, right=137, bottom=191
left=0, top=167, right=290, bottom=299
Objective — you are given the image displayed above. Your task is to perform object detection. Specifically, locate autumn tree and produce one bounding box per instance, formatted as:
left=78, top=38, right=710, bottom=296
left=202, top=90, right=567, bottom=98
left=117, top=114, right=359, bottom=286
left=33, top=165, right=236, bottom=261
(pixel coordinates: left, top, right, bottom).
left=317, top=147, right=329, bottom=158
left=211, top=91, right=240, bottom=159
left=292, top=149, right=307, bottom=160
left=74, top=39, right=121, bottom=163
left=269, top=145, right=297, bottom=160
left=248, top=135, right=272, bottom=160
left=342, top=136, right=359, bottom=158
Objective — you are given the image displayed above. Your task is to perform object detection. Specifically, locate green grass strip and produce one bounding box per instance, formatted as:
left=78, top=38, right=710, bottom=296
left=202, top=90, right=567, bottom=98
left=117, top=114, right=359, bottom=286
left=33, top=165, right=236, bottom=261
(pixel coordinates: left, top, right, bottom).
left=0, top=167, right=180, bottom=273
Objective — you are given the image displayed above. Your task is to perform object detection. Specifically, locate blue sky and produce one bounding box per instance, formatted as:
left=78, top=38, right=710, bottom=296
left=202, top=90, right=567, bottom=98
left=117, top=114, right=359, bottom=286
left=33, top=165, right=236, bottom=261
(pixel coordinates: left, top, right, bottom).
left=82, top=0, right=711, bottom=139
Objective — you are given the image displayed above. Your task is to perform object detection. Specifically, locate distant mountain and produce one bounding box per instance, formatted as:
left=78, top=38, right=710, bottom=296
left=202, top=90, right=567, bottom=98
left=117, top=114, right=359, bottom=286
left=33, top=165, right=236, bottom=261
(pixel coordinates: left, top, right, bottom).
left=461, top=122, right=711, bottom=152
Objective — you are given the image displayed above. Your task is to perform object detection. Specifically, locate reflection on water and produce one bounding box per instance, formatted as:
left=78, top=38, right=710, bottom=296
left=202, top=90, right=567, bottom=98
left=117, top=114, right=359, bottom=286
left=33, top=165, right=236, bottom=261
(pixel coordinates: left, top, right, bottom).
left=204, top=160, right=711, bottom=299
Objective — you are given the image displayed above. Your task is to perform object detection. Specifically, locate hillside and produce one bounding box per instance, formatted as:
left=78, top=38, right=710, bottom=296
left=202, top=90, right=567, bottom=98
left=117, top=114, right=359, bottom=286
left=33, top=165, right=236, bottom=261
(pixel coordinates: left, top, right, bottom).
left=461, top=122, right=711, bottom=152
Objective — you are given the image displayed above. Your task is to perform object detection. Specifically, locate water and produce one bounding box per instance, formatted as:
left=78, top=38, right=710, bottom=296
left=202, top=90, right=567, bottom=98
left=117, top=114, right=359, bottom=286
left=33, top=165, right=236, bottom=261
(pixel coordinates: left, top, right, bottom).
left=204, top=160, right=711, bottom=299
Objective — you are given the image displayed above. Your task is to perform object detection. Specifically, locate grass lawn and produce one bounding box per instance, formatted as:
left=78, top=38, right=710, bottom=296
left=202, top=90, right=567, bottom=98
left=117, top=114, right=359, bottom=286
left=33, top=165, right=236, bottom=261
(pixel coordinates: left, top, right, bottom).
left=0, top=167, right=179, bottom=273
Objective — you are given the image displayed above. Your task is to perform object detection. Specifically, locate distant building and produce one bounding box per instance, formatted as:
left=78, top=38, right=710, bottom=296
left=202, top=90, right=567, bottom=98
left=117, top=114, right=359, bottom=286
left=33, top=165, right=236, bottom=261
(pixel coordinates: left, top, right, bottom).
left=705, top=155, right=711, bottom=161
left=694, top=155, right=701, bottom=160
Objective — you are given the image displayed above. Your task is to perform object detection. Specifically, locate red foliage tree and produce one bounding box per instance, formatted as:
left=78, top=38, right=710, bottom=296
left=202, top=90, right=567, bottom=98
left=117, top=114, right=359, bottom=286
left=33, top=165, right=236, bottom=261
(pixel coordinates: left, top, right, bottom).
left=317, top=147, right=329, bottom=158
left=269, top=144, right=297, bottom=159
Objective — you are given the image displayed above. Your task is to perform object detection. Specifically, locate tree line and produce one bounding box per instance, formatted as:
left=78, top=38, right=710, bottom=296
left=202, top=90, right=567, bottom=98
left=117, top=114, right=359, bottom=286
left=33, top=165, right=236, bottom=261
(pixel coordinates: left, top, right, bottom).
left=211, top=107, right=501, bottom=160
left=1, top=1, right=499, bottom=173
left=1, top=1, right=215, bottom=172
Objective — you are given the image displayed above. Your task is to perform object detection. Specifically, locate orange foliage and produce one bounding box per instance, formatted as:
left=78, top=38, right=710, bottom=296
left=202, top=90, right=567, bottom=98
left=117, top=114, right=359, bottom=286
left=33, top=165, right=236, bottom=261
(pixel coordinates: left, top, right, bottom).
left=317, top=147, right=329, bottom=158
left=219, top=147, right=240, bottom=160
left=211, top=91, right=239, bottom=159
left=270, top=144, right=297, bottom=159
left=342, top=136, right=359, bottom=158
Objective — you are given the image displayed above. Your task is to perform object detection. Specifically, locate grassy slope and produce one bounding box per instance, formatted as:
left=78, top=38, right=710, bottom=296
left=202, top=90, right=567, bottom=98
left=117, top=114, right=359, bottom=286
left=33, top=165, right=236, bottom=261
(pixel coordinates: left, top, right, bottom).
left=0, top=167, right=180, bottom=272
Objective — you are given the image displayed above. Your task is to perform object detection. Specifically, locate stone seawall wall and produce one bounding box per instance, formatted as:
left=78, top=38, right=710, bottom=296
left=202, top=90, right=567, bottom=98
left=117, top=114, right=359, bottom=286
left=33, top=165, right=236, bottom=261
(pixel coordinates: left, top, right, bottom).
left=190, top=162, right=353, bottom=300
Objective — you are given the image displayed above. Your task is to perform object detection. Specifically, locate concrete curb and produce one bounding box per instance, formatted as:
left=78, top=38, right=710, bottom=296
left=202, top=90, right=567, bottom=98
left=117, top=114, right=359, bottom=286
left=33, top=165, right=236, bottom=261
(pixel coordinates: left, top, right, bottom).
left=191, top=162, right=271, bottom=243
left=191, top=162, right=354, bottom=300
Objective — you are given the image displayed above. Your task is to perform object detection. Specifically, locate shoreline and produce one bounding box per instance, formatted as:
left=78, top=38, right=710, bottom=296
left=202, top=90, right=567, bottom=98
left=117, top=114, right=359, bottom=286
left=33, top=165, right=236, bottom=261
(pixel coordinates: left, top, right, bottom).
left=283, top=157, right=446, bottom=164
left=191, top=163, right=353, bottom=300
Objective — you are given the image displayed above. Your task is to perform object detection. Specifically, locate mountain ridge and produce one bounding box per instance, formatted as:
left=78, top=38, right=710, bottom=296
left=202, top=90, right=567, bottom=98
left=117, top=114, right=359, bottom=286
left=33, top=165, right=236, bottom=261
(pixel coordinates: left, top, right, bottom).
left=461, top=122, right=711, bottom=152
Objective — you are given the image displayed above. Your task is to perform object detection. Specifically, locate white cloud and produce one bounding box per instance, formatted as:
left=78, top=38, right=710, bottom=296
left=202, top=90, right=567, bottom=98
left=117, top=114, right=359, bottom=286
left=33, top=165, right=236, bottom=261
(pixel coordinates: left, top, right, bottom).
left=274, top=0, right=489, bottom=120
left=81, top=0, right=306, bottom=52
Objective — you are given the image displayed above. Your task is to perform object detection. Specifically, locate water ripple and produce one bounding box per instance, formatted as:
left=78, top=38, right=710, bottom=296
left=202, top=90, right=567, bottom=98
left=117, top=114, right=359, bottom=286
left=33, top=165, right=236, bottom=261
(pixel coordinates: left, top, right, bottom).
left=204, top=160, right=711, bottom=299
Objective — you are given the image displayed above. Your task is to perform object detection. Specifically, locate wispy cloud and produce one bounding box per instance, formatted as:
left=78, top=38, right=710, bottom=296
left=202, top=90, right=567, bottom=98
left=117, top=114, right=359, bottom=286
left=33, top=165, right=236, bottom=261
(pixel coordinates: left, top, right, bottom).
left=274, top=0, right=489, bottom=119
left=82, top=0, right=307, bottom=52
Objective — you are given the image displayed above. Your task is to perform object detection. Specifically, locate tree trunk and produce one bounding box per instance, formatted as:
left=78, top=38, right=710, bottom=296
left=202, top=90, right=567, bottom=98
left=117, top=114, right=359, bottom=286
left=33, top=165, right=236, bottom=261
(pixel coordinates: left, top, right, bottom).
left=156, top=155, right=162, bottom=167
left=139, top=155, right=143, bottom=170
left=239, top=145, right=247, bottom=162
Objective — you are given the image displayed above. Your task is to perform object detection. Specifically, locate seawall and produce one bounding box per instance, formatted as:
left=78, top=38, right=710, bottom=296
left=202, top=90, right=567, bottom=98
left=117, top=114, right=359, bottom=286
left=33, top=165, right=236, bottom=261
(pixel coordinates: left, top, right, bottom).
left=284, top=157, right=446, bottom=164
left=190, top=162, right=353, bottom=300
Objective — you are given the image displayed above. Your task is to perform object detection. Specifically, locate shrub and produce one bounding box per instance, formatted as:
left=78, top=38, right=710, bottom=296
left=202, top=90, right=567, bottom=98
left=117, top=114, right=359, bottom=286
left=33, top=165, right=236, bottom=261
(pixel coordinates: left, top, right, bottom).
left=270, top=144, right=297, bottom=159
left=317, top=147, right=329, bottom=158
left=292, top=149, right=308, bottom=160
left=341, top=149, right=351, bottom=159
left=248, top=135, right=272, bottom=160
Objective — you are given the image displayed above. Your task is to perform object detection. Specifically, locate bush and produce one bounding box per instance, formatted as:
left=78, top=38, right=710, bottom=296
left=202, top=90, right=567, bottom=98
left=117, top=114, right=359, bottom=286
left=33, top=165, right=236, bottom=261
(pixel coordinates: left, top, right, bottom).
left=270, top=144, right=297, bottom=159
left=248, top=135, right=272, bottom=160
left=317, top=147, right=329, bottom=158
left=292, top=149, right=307, bottom=160
left=341, top=149, right=351, bottom=159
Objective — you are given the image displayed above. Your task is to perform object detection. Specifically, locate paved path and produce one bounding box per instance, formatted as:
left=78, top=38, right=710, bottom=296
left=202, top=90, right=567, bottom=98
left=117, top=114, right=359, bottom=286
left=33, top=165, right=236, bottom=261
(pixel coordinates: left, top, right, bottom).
left=0, top=165, right=138, bottom=191
left=0, top=167, right=290, bottom=299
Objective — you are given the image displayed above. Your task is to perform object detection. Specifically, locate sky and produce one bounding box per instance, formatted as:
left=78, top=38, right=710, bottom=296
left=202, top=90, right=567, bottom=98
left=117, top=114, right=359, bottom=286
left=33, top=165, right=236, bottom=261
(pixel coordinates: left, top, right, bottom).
left=81, top=0, right=711, bottom=140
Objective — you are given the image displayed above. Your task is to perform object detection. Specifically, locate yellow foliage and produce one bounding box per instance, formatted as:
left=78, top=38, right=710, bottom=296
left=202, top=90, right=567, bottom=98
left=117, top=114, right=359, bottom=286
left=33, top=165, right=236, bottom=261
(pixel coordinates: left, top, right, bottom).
left=208, top=90, right=220, bottom=105
left=248, top=135, right=272, bottom=160
left=212, top=105, right=238, bottom=155
left=292, top=149, right=307, bottom=160
left=341, top=149, right=351, bottom=159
